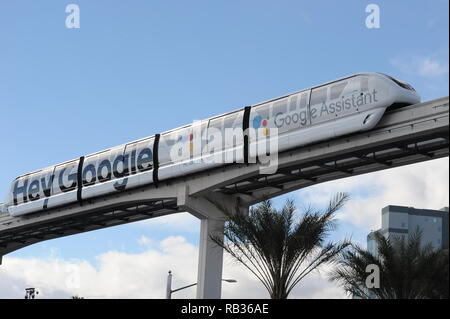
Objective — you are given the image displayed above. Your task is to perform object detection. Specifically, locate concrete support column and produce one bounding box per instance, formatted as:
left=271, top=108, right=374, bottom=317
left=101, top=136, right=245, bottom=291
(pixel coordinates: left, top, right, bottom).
left=177, top=185, right=248, bottom=299
left=196, top=217, right=225, bottom=299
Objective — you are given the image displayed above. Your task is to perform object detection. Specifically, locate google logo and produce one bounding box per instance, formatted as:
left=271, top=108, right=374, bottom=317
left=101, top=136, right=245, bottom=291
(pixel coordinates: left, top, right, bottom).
left=253, top=115, right=269, bottom=136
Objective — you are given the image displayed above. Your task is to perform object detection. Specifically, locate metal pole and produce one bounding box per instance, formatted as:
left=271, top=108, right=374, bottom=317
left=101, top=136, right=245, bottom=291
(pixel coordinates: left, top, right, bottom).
left=166, top=271, right=172, bottom=299
left=170, top=283, right=197, bottom=294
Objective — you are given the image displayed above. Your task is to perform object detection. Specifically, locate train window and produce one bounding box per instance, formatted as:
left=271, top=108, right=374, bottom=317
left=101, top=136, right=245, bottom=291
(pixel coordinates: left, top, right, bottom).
left=330, top=82, right=348, bottom=100
left=223, top=113, right=239, bottom=129
left=52, top=160, right=79, bottom=195
left=159, top=130, right=183, bottom=165
left=207, top=118, right=224, bottom=152
left=208, top=118, right=223, bottom=142
left=209, top=118, right=223, bottom=131
left=161, top=132, right=179, bottom=147
left=250, top=102, right=270, bottom=141
left=310, top=87, right=327, bottom=106
left=82, top=151, right=111, bottom=186
left=176, top=127, right=193, bottom=161
left=190, top=120, right=208, bottom=157
left=12, top=175, right=32, bottom=205
left=125, top=137, right=154, bottom=172
left=310, top=86, right=335, bottom=125
left=273, top=97, right=303, bottom=134
left=299, top=93, right=308, bottom=109
left=288, top=95, right=298, bottom=111
left=222, top=112, right=243, bottom=150
left=380, top=73, right=416, bottom=91
left=252, top=103, right=270, bottom=121
left=273, top=98, right=288, bottom=116
left=158, top=143, right=171, bottom=166
left=360, top=77, right=369, bottom=92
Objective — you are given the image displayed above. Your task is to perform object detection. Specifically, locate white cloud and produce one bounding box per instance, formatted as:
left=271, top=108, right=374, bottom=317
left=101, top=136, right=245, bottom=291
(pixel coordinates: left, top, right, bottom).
left=0, top=235, right=345, bottom=299
left=296, top=157, right=449, bottom=231
left=417, top=58, right=449, bottom=77
left=137, top=235, right=154, bottom=246
left=134, top=212, right=200, bottom=233
left=390, top=53, right=449, bottom=78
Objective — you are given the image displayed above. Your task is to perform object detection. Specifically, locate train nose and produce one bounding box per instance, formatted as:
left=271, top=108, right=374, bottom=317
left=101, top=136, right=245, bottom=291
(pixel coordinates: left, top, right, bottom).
left=406, top=90, right=421, bottom=105
left=413, top=91, right=421, bottom=104
left=394, top=88, right=421, bottom=106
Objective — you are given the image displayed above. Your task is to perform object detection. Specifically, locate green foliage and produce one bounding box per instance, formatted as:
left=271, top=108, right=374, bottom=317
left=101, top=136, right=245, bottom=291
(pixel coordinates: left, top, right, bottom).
left=211, top=193, right=350, bottom=299
left=330, top=231, right=449, bottom=299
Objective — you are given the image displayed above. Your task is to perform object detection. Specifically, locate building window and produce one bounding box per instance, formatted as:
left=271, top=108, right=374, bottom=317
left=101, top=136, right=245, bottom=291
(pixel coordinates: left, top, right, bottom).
left=401, top=222, right=407, bottom=228
left=438, top=226, right=442, bottom=232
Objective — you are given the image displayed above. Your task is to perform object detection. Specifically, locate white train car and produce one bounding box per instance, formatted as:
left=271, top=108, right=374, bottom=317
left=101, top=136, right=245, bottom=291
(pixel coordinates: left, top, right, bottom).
left=3, top=73, right=420, bottom=217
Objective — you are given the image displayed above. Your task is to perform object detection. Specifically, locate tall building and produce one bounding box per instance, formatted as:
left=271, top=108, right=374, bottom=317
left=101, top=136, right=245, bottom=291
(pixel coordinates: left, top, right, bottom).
left=358, top=206, right=449, bottom=299
left=368, top=205, right=449, bottom=254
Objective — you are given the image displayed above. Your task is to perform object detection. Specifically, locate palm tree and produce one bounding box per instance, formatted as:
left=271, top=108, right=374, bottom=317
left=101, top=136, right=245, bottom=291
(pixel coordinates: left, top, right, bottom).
left=330, top=231, right=449, bottom=299
left=211, top=193, right=351, bottom=299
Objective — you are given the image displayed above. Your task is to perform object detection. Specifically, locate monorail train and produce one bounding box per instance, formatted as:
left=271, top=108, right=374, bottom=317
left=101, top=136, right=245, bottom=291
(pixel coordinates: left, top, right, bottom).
left=0, top=73, right=420, bottom=217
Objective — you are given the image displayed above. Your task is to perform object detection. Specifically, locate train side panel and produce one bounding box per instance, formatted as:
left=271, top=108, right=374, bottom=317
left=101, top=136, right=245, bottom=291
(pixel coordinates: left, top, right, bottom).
left=248, top=74, right=395, bottom=158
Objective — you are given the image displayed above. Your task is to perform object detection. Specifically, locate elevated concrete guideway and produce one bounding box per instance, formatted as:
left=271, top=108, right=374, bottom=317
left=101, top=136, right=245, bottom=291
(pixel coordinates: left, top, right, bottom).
left=0, top=96, right=449, bottom=298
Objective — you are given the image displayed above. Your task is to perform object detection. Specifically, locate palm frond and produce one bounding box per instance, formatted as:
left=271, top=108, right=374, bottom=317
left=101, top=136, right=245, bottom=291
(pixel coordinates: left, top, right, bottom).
left=211, top=193, right=350, bottom=299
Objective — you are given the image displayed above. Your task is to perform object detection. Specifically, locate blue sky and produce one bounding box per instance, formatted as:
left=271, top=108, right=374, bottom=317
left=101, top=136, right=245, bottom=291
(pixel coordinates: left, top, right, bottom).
left=0, top=1, right=449, bottom=298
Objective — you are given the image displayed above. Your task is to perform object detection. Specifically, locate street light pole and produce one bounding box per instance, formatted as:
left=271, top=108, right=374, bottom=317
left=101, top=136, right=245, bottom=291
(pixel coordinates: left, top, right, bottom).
left=166, top=271, right=173, bottom=299
left=166, top=271, right=237, bottom=299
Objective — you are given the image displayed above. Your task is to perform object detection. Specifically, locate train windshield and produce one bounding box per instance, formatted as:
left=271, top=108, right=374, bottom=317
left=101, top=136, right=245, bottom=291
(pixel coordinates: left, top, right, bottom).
left=380, top=73, right=416, bottom=91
